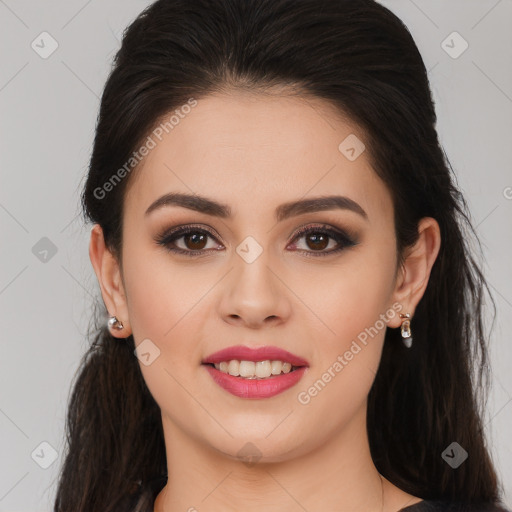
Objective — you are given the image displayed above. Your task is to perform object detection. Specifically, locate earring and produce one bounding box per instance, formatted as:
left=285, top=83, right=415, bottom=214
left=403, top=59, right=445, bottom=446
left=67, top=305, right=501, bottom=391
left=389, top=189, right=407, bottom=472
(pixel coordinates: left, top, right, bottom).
left=399, top=313, right=413, bottom=348
left=107, top=315, right=124, bottom=331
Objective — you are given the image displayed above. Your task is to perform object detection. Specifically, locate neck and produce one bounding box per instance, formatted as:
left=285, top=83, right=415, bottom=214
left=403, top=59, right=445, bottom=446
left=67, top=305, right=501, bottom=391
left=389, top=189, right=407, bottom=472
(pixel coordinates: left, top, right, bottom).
left=154, top=405, right=392, bottom=512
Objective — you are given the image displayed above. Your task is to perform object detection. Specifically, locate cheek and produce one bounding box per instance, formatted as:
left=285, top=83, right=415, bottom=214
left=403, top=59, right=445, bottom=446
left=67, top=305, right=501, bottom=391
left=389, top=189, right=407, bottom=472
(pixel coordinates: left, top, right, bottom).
left=305, top=249, right=396, bottom=346
left=296, top=239, right=397, bottom=415
left=122, top=241, right=209, bottom=343
left=294, top=261, right=395, bottom=426
left=121, top=249, right=212, bottom=416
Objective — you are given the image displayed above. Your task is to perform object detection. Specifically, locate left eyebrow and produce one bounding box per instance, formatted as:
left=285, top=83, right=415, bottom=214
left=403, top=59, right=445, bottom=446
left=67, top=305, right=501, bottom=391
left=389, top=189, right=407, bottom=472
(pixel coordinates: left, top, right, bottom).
left=145, top=192, right=368, bottom=221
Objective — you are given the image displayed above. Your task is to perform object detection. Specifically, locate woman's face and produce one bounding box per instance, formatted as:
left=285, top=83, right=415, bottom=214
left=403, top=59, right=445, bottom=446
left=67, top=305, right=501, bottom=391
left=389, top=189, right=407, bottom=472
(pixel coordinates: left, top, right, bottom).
left=116, top=90, right=405, bottom=462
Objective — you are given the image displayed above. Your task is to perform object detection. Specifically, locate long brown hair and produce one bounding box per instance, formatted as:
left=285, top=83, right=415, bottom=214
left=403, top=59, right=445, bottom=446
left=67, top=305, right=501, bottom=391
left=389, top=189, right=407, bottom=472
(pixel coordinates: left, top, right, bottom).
left=54, top=1, right=508, bottom=510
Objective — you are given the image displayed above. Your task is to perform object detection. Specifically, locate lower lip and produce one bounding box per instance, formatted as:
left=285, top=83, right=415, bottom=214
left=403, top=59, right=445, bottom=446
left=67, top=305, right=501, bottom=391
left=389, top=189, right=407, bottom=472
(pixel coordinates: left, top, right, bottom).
left=202, top=364, right=308, bottom=399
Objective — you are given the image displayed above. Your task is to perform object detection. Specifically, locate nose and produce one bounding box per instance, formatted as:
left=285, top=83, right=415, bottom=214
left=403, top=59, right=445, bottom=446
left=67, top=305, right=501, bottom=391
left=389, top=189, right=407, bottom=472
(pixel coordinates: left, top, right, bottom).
left=219, top=254, right=292, bottom=330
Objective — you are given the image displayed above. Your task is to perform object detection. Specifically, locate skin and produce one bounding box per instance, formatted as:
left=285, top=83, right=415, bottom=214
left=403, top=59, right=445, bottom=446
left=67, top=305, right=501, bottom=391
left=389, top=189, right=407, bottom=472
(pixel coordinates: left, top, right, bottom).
left=89, top=90, right=441, bottom=512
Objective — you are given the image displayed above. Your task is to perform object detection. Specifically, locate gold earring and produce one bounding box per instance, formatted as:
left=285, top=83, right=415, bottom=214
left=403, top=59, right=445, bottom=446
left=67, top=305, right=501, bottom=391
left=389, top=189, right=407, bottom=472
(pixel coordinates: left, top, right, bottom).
left=399, top=313, right=412, bottom=348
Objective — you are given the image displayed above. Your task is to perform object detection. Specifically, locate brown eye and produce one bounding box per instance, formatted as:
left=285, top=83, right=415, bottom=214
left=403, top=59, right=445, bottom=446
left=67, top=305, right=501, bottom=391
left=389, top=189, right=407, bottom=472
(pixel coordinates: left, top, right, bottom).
left=289, top=224, right=358, bottom=257
left=182, top=232, right=208, bottom=251
left=304, top=232, right=330, bottom=251
left=155, top=225, right=222, bottom=256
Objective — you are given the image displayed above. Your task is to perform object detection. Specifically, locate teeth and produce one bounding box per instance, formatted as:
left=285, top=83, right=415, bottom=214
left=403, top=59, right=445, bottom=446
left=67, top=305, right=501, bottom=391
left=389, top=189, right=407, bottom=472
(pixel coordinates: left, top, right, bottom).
left=212, top=360, right=294, bottom=379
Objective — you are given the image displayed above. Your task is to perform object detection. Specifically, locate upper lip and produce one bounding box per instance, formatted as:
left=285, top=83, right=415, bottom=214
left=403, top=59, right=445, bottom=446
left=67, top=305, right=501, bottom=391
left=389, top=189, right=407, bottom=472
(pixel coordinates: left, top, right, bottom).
left=202, top=345, right=309, bottom=367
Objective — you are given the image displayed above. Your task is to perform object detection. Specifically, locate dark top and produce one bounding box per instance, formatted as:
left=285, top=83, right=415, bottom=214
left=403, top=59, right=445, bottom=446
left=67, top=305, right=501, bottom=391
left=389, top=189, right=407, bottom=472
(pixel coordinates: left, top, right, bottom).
left=400, top=500, right=511, bottom=512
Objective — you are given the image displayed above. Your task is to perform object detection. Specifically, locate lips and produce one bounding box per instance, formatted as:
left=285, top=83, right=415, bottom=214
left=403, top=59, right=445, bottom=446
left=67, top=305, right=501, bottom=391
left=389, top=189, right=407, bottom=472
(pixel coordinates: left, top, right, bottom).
left=201, top=345, right=309, bottom=367
left=203, top=364, right=308, bottom=399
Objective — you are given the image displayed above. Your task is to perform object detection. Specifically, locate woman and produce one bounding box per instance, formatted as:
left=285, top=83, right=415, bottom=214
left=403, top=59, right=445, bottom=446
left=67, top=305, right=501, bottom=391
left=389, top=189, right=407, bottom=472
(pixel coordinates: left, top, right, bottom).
left=53, top=0, right=511, bottom=511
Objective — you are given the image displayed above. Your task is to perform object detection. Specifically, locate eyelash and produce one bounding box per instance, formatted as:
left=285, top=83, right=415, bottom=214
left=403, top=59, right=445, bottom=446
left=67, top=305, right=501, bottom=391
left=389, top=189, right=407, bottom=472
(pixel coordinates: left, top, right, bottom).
left=154, top=223, right=358, bottom=258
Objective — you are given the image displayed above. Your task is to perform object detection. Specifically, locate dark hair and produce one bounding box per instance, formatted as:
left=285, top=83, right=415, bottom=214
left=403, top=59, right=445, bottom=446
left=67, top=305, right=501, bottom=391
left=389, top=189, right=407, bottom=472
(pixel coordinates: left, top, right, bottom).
left=54, top=0, right=507, bottom=510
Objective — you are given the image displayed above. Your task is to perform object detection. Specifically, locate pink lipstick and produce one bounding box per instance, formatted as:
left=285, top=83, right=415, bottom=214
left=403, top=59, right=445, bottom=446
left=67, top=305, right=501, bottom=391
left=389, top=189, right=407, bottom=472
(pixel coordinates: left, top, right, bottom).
left=202, top=345, right=309, bottom=399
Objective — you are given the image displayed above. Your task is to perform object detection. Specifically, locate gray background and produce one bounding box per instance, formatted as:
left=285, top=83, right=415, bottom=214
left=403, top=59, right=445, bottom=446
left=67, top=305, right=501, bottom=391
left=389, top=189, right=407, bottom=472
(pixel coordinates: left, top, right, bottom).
left=0, top=0, right=511, bottom=510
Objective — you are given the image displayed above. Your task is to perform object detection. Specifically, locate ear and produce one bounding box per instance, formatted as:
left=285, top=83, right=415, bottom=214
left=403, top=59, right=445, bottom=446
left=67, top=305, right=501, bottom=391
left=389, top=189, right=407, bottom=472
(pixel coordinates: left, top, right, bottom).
left=89, top=224, right=132, bottom=338
left=388, top=217, right=441, bottom=328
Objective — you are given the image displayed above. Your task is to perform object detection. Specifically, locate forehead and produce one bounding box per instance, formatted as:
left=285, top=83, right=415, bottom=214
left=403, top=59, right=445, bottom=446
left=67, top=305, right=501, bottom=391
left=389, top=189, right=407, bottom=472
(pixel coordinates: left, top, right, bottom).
left=124, top=91, right=392, bottom=222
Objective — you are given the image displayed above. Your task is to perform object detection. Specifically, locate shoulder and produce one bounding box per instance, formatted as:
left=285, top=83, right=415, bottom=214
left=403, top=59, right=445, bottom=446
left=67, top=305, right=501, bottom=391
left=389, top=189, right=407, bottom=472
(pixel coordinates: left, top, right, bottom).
left=400, top=500, right=512, bottom=512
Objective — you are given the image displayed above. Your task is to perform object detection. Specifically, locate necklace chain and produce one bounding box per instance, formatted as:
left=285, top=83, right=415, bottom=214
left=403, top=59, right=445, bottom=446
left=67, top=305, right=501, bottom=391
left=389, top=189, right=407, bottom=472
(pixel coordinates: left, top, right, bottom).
left=379, top=473, right=385, bottom=512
